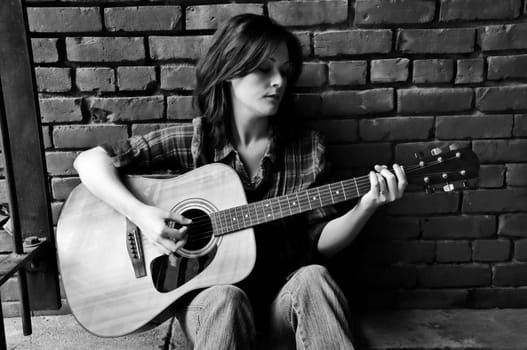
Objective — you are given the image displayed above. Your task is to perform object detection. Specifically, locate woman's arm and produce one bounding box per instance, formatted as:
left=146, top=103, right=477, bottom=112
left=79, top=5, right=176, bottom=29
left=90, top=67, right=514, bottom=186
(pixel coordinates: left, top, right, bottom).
left=317, top=164, right=407, bottom=258
left=74, top=146, right=190, bottom=255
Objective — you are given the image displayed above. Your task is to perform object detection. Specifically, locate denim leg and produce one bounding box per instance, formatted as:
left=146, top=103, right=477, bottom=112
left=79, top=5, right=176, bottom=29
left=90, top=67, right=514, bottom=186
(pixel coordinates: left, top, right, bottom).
left=170, top=285, right=257, bottom=350
left=267, top=265, right=354, bottom=350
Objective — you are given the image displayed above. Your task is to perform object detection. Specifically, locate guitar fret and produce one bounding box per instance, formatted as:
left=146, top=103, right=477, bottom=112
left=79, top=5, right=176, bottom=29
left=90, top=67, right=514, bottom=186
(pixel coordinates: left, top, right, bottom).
left=340, top=181, right=347, bottom=201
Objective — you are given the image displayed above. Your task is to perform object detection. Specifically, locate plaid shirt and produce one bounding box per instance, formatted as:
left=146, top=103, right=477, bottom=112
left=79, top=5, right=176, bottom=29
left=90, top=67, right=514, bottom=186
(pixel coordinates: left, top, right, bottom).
left=101, top=117, right=337, bottom=298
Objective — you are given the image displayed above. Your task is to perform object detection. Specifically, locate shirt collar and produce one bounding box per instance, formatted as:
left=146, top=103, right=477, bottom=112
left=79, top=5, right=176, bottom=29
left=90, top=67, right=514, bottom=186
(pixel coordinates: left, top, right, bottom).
left=213, top=130, right=279, bottom=165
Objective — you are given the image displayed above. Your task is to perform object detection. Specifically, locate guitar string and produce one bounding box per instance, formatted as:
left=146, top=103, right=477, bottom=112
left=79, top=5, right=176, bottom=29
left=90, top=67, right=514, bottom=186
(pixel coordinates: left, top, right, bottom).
left=154, top=159, right=464, bottom=243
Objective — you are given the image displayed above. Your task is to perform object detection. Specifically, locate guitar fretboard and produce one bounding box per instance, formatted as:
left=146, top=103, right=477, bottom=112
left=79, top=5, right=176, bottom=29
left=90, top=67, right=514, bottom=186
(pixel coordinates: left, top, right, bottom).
left=211, top=175, right=371, bottom=236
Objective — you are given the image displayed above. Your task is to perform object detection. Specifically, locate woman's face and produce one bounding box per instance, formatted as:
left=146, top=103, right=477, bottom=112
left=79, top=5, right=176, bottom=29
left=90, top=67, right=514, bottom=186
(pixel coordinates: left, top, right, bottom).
left=229, top=42, right=290, bottom=121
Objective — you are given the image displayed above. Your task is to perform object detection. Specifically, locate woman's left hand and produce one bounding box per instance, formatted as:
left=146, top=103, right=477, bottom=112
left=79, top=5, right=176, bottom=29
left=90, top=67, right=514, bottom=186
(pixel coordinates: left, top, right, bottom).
left=360, top=164, right=407, bottom=210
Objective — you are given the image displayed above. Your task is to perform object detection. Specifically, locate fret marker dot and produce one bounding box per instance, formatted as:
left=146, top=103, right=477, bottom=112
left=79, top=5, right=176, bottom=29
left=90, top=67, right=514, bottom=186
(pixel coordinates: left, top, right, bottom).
left=293, top=202, right=296, bottom=205
left=245, top=214, right=248, bottom=218
left=313, top=196, right=316, bottom=200
left=232, top=218, right=236, bottom=221
left=267, top=214, right=271, bottom=217
left=336, top=191, right=339, bottom=194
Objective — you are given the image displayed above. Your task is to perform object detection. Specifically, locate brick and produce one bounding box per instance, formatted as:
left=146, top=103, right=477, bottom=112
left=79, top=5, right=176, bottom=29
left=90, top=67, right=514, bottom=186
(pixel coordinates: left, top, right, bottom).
left=417, top=265, right=491, bottom=288
left=167, top=96, right=197, bottom=120
left=186, top=4, right=263, bottom=30
left=386, top=192, right=459, bottom=215
left=515, top=239, right=527, bottom=261
left=45, top=151, right=79, bottom=176
left=295, top=63, right=327, bottom=87
left=327, top=143, right=392, bottom=169
left=397, top=289, right=468, bottom=309
left=436, top=115, right=513, bottom=139
left=397, top=29, right=475, bottom=53
left=371, top=58, right=409, bottom=83
left=499, top=214, right=527, bottom=237
left=514, top=114, right=527, bottom=136
left=294, top=31, right=311, bottom=57
left=328, top=61, right=367, bottom=86
left=507, top=164, right=527, bottom=187
left=53, top=125, right=128, bottom=149
left=117, top=66, right=156, bottom=91
left=422, top=215, right=496, bottom=239
left=477, top=165, right=506, bottom=188
left=269, top=0, right=348, bottom=26
left=394, top=141, right=471, bottom=164
left=355, top=0, right=435, bottom=25
left=476, top=85, right=527, bottom=112
left=303, top=120, right=358, bottom=143
left=292, top=93, right=322, bottom=119
left=27, top=7, right=101, bottom=32
left=87, top=96, right=164, bottom=122
left=473, top=140, right=527, bottom=162
left=31, top=38, right=58, bottom=63
left=35, top=67, right=71, bottom=93
left=463, top=189, right=527, bottom=213
left=473, top=240, right=511, bottom=262
left=42, top=126, right=52, bottom=149
left=314, top=30, right=392, bottom=56
left=76, top=67, right=115, bottom=92
left=439, top=0, right=522, bottom=21
left=363, top=216, right=420, bottom=240
left=322, top=89, right=393, bottom=117
left=66, top=37, right=145, bottom=62
left=360, top=117, right=433, bottom=141
left=150, top=36, right=211, bottom=61
left=51, top=177, right=81, bottom=200
left=471, top=288, right=527, bottom=308
left=39, top=97, right=83, bottom=123
left=436, top=240, right=471, bottom=263
left=397, top=88, right=473, bottom=114
left=104, top=6, right=182, bottom=31
left=160, top=65, right=196, bottom=90
left=399, top=241, right=436, bottom=263
left=479, top=23, right=527, bottom=51
left=455, top=58, right=484, bottom=84
left=488, top=55, right=527, bottom=80
left=51, top=202, right=63, bottom=226
left=412, top=59, right=453, bottom=84
left=494, top=264, right=527, bottom=286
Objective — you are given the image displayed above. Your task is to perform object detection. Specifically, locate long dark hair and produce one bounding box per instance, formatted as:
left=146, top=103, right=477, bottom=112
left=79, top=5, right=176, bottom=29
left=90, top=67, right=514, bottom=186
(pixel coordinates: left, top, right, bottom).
left=194, top=14, right=303, bottom=150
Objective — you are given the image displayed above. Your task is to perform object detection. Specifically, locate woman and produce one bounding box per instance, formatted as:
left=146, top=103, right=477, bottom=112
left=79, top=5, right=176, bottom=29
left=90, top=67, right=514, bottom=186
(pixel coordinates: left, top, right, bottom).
left=74, top=14, right=406, bottom=350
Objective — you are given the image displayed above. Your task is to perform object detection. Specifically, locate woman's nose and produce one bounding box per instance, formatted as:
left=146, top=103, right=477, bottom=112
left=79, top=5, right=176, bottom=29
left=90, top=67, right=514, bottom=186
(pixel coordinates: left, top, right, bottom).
left=270, top=69, right=284, bottom=88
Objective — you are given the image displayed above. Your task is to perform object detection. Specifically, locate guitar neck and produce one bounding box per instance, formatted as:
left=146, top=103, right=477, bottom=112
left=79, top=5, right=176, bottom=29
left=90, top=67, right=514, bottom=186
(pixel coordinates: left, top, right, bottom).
left=211, top=175, right=370, bottom=236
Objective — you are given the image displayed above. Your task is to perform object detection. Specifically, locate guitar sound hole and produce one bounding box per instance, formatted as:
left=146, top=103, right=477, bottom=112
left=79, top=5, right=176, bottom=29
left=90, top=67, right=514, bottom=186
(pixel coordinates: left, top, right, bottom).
left=177, top=208, right=212, bottom=251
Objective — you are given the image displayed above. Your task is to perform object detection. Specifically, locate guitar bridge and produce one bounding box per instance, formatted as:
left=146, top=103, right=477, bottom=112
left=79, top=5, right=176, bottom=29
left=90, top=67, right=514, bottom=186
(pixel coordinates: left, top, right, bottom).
left=126, top=220, right=146, bottom=278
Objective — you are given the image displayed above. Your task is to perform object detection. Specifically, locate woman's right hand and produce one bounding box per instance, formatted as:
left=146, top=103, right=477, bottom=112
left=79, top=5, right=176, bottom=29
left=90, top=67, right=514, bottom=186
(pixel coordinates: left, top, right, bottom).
left=132, top=205, right=192, bottom=255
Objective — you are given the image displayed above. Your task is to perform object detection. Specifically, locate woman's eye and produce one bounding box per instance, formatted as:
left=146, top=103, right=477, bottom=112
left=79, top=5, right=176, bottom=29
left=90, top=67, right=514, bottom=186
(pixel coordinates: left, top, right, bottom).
left=258, top=65, right=271, bottom=73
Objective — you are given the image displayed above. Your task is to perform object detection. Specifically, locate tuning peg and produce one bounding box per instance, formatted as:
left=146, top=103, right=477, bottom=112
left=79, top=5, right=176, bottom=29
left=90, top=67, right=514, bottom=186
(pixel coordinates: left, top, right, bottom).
left=431, top=147, right=443, bottom=156
left=449, top=144, right=461, bottom=151
left=443, top=183, right=455, bottom=192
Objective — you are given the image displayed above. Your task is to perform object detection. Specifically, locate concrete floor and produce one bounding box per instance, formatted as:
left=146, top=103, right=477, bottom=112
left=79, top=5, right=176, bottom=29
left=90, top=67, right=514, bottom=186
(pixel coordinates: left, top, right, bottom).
left=4, top=309, right=527, bottom=349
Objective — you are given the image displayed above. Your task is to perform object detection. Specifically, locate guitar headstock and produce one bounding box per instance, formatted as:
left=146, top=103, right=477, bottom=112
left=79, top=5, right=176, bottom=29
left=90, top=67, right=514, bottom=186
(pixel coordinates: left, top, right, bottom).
left=405, top=145, right=480, bottom=193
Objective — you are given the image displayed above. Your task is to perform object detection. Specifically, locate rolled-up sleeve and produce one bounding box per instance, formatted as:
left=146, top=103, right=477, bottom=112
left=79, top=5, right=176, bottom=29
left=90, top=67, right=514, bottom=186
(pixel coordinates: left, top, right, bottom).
left=100, top=123, right=195, bottom=172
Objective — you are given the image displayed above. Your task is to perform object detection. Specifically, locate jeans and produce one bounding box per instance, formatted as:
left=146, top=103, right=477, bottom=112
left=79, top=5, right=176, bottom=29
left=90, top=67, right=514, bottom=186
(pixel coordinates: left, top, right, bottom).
left=168, top=264, right=354, bottom=350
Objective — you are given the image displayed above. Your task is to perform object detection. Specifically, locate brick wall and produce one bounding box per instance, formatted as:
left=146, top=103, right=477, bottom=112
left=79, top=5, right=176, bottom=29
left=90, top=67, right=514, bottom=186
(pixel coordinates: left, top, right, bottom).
left=2, top=0, right=526, bottom=313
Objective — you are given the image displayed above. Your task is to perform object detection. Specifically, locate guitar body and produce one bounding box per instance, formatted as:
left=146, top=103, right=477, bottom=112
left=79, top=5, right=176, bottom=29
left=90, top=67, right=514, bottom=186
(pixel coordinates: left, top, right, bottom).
left=57, top=163, right=256, bottom=337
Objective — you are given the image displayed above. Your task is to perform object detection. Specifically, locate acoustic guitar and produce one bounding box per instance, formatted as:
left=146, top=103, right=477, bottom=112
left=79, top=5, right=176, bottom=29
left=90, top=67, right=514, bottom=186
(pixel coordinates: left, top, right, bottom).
left=56, top=145, right=479, bottom=337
